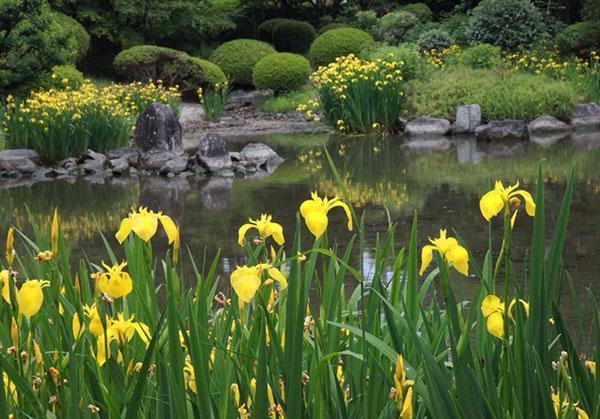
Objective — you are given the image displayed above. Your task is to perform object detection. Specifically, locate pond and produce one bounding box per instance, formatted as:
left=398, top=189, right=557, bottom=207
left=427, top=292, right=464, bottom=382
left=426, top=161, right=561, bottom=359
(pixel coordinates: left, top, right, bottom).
left=1, top=132, right=599, bottom=336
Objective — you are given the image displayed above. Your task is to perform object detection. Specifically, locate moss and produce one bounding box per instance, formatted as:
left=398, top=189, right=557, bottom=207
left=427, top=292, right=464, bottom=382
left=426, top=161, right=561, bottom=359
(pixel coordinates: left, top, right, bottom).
left=210, top=39, right=275, bottom=86
left=252, top=53, right=311, bottom=93
left=309, top=28, right=374, bottom=68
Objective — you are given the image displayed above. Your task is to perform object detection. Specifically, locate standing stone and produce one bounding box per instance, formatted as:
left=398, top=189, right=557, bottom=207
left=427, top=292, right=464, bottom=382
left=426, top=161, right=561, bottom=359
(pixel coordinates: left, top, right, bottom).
left=196, top=133, right=232, bottom=172
left=453, top=104, right=481, bottom=134
left=134, top=102, right=182, bottom=152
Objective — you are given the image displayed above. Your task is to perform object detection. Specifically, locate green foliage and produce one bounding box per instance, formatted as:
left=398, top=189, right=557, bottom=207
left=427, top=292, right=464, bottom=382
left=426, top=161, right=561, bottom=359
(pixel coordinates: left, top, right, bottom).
left=439, top=12, right=470, bottom=45
left=400, top=2, right=433, bottom=22
left=258, top=85, right=317, bottom=113
left=272, top=20, right=317, bottom=53
left=378, top=10, right=419, bottom=43
left=252, top=53, right=311, bottom=93
left=198, top=84, right=229, bottom=122
left=353, top=10, right=379, bottom=32
left=360, top=43, right=424, bottom=80
left=583, top=0, right=600, bottom=21
left=556, top=21, right=600, bottom=55
left=460, top=43, right=502, bottom=68
left=38, top=65, right=85, bottom=90
left=51, top=12, right=90, bottom=63
left=417, top=28, right=453, bottom=51
left=318, top=22, right=348, bottom=33
left=114, top=45, right=227, bottom=92
left=467, top=0, right=550, bottom=50
left=257, top=18, right=290, bottom=42
left=309, top=28, right=374, bottom=68
left=406, top=67, right=579, bottom=120
left=210, top=39, right=275, bottom=86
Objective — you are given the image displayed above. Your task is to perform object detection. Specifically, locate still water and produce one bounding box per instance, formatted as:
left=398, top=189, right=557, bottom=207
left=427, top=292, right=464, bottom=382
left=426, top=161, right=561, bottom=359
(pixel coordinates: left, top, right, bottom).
left=1, top=133, right=599, bottom=335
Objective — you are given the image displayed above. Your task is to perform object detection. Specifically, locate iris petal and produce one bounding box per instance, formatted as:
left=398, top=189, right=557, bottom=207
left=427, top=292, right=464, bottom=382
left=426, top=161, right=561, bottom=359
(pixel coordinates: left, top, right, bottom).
left=237, top=223, right=255, bottom=246
left=446, top=244, right=469, bottom=276
left=479, top=190, right=505, bottom=221
left=512, top=190, right=536, bottom=217
left=304, top=210, right=328, bottom=239
left=481, top=295, right=503, bottom=317
left=115, top=218, right=132, bottom=244
left=131, top=214, right=158, bottom=242
left=230, top=266, right=261, bottom=303
left=159, top=215, right=178, bottom=244
left=486, top=311, right=504, bottom=339
left=419, top=245, right=435, bottom=276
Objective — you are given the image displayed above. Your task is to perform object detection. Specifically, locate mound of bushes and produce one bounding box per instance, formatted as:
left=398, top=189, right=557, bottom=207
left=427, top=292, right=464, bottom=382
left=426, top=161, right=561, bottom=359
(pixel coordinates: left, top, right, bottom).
left=114, top=45, right=226, bottom=92
left=252, top=53, right=311, bottom=93
left=319, top=22, right=348, bottom=34
left=360, top=43, right=424, bottom=80
left=272, top=20, right=317, bottom=53
left=556, top=21, right=600, bottom=55
left=52, top=12, right=90, bottom=63
left=309, top=28, right=374, bottom=68
left=460, top=44, right=501, bottom=69
left=210, top=39, right=275, bottom=86
left=378, top=10, right=419, bottom=43
left=38, top=65, right=85, bottom=90
left=417, top=28, right=453, bottom=51
left=400, top=3, right=432, bottom=22
left=258, top=18, right=290, bottom=42
left=466, top=0, right=550, bottom=50
left=406, top=67, right=579, bottom=120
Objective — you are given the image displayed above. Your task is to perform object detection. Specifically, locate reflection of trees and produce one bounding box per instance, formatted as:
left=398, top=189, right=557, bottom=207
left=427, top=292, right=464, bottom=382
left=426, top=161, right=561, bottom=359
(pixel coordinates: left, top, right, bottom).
left=0, top=179, right=138, bottom=241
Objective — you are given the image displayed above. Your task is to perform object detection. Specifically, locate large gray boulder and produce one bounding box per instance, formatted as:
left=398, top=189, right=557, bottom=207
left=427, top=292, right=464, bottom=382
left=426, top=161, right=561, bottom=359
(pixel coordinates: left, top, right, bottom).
left=196, top=133, right=232, bottom=172
left=405, top=116, right=451, bottom=136
left=476, top=119, right=527, bottom=141
left=79, top=150, right=107, bottom=173
left=571, top=103, right=600, bottom=131
left=453, top=104, right=481, bottom=134
left=159, top=155, right=189, bottom=175
left=134, top=102, right=182, bottom=152
left=239, top=143, right=284, bottom=171
left=0, top=149, right=39, bottom=173
left=142, top=150, right=180, bottom=172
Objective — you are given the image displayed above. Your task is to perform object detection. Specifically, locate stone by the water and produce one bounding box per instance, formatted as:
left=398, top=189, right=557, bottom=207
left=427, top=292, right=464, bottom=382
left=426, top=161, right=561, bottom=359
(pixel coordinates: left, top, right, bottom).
left=134, top=102, right=182, bottom=152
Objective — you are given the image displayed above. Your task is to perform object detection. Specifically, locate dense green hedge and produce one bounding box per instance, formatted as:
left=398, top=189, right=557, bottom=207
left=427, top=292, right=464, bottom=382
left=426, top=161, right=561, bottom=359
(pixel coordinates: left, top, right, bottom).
left=360, top=43, right=424, bottom=80
left=400, top=3, right=433, bottom=22
left=272, top=20, right=317, bottom=53
left=417, top=28, right=453, bottom=51
left=309, top=28, right=374, bottom=68
left=258, top=18, right=290, bottom=42
left=114, top=45, right=226, bottom=91
left=210, top=39, right=275, bottom=86
left=556, top=21, right=600, bottom=55
left=52, top=12, right=90, bottom=63
left=252, top=53, right=311, bottom=93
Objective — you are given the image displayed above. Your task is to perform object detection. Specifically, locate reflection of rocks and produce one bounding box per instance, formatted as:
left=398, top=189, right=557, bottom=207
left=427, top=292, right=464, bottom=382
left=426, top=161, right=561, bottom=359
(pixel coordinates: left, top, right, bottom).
left=478, top=140, right=528, bottom=158
left=571, top=103, right=600, bottom=131
left=527, top=116, right=571, bottom=147
left=572, top=130, right=600, bottom=150
left=453, top=104, right=481, bottom=134
left=476, top=119, right=527, bottom=141
left=454, top=137, right=483, bottom=164
left=405, top=116, right=451, bottom=136
left=200, top=178, right=233, bottom=210
left=529, top=134, right=568, bottom=147
left=402, top=136, right=452, bottom=151
left=0, top=149, right=39, bottom=174
left=140, top=176, right=190, bottom=223
left=134, top=102, right=182, bottom=152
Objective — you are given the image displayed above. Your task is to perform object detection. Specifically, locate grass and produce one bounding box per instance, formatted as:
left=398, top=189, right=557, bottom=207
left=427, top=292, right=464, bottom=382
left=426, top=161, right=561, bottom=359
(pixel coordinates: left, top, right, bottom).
left=0, top=157, right=597, bottom=417
left=405, top=66, right=581, bottom=120
left=258, top=85, right=317, bottom=113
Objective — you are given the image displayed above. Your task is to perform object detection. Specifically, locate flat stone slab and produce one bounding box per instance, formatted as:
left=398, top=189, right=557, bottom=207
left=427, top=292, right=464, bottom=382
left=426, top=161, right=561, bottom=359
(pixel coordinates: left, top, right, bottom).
left=405, top=116, right=451, bottom=136
left=0, top=149, right=39, bottom=173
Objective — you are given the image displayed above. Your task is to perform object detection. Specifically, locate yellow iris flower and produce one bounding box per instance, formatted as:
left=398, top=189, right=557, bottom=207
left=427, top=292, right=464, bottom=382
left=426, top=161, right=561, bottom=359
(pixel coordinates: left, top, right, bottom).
left=17, top=280, right=50, bottom=319
left=481, top=295, right=529, bottom=339
left=96, top=261, right=133, bottom=299
left=115, top=207, right=178, bottom=245
left=5, top=227, right=14, bottom=267
left=92, top=312, right=150, bottom=366
left=479, top=181, right=535, bottom=228
left=237, top=214, right=284, bottom=247
left=183, top=361, right=197, bottom=394
left=299, top=192, right=353, bottom=239
left=552, top=390, right=589, bottom=419
left=419, top=229, right=468, bottom=276
left=0, top=270, right=11, bottom=304
left=393, top=355, right=414, bottom=419
left=230, top=264, right=287, bottom=303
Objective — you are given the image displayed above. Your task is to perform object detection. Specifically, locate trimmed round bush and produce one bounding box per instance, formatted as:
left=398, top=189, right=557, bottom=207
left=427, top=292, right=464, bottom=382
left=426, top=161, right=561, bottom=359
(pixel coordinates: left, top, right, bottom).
left=39, top=65, right=85, bottom=90
left=417, top=28, right=453, bottom=51
left=466, top=0, right=549, bottom=50
left=360, top=43, right=423, bottom=80
left=258, top=18, right=290, bottom=42
left=309, top=28, right=374, bottom=68
left=378, top=10, right=419, bottom=43
left=162, top=56, right=227, bottom=90
left=252, top=52, right=311, bottom=93
left=52, top=13, right=90, bottom=63
left=460, top=44, right=502, bottom=69
left=556, top=22, right=600, bottom=55
left=400, top=3, right=432, bottom=22
left=210, top=39, right=275, bottom=86
left=272, top=20, right=317, bottom=53
left=319, top=22, right=348, bottom=34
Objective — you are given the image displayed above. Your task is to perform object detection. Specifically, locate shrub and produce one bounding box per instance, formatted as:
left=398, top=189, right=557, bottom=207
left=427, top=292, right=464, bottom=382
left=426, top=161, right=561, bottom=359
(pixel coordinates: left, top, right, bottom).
left=319, top=22, right=348, bottom=34
left=259, top=85, right=317, bottom=113
left=417, top=28, right=453, bottom=52
left=378, top=10, right=419, bottom=43
left=198, top=83, right=229, bottom=122
left=460, top=44, right=502, bottom=69
left=38, top=65, right=85, bottom=90
left=556, top=22, right=600, bottom=55
left=253, top=53, right=311, bottom=93
left=114, top=45, right=227, bottom=92
left=583, top=0, right=600, bottom=21
left=258, top=18, right=290, bottom=42
left=2, top=81, right=180, bottom=162
left=309, top=28, right=374, bottom=68
left=210, top=39, right=275, bottom=86
left=272, top=20, right=317, bottom=53
left=308, top=55, right=406, bottom=133
left=400, top=3, right=432, bottom=22
left=467, top=0, right=550, bottom=50
left=360, top=43, right=424, bottom=80
left=439, top=13, right=470, bottom=45
left=52, top=12, right=90, bottom=63
left=354, top=10, right=379, bottom=33
left=406, top=67, right=578, bottom=120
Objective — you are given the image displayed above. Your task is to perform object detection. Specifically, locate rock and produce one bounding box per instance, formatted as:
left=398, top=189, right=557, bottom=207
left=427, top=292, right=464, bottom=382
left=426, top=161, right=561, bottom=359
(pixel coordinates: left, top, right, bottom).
left=159, top=155, right=189, bottom=175
left=527, top=116, right=571, bottom=137
left=106, top=147, right=139, bottom=166
left=79, top=150, right=107, bottom=173
left=31, top=168, right=52, bottom=180
left=109, top=158, right=130, bottom=174
left=141, top=150, right=179, bottom=172
left=179, top=103, right=203, bottom=126
left=453, top=104, right=481, bottom=134
left=196, top=133, right=232, bottom=172
left=227, top=90, right=269, bottom=109
left=134, top=102, right=182, bottom=152
left=571, top=103, right=600, bottom=130
left=0, top=149, right=39, bottom=173
left=402, top=136, right=452, bottom=151
left=57, top=157, right=78, bottom=171
left=572, top=130, right=600, bottom=150
left=405, top=116, right=451, bottom=136
left=229, top=151, right=241, bottom=162
left=476, top=119, right=527, bottom=141
left=239, top=143, right=284, bottom=172
left=200, top=178, right=233, bottom=210
left=397, top=117, right=408, bottom=132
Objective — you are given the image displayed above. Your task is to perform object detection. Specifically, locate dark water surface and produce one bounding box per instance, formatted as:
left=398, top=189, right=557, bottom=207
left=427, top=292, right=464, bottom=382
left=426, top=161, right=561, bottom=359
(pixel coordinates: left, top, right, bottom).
left=1, top=133, right=599, bottom=341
